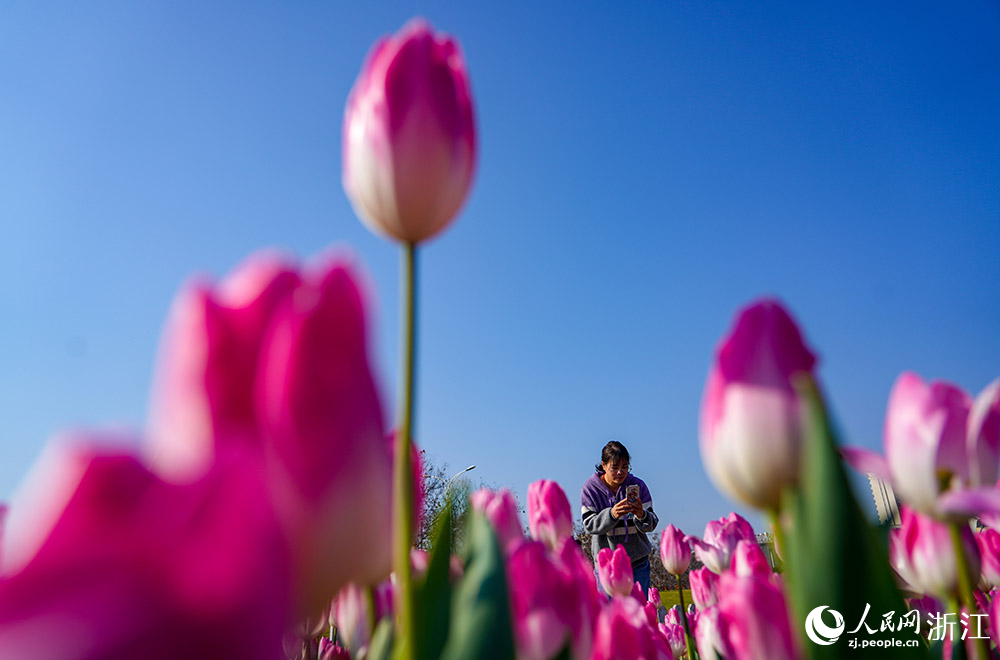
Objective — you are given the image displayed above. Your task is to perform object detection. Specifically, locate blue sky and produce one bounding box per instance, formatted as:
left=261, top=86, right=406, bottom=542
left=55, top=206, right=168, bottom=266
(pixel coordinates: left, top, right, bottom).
left=1, top=1, right=998, bottom=537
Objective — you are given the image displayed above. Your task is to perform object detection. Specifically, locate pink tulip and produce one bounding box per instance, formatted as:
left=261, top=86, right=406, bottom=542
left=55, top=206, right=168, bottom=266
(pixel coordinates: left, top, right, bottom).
left=700, top=299, right=817, bottom=510
left=256, top=257, right=392, bottom=606
left=318, top=638, right=352, bottom=660
left=731, top=539, right=771, bottom=577
left=343, top=19, right=477, bottom=244
left=527, top=479, right=574, bottom=550
left=884, top=374, right=1000, bottom=518
left=590, top=596, right=664, bottom=660
left=469, top=488, right=523, bottom=553
left=331, top=583, right=373, bottom=656
left=977, top=528, right=1000, bottom=590
left=686, top=512, right=756, bottom=574
left=631, top=581, right=646, bottom=604
left=659, top=524, right=692, bottom=575
left=659, top=622, right=686, bottom=659
left=893, top=505, right=980, bottom=600
left=715, top=572, right=800, bottom=660
left=665, top=605, right=682, bottom=629
left=146, top=251, right=393, bottom=612
left=147, top=251, right=300, bottom=479
left=689, top=567, right=720, bottom=610
left=506, top=540, right=578, bottom=660
left=691, top=606, right=723, bottom=660
left=0, top=445, right=291, bottom=660
left=553, top=539, right=602, bottom=659
left=596, top=545, right=634, bottom=598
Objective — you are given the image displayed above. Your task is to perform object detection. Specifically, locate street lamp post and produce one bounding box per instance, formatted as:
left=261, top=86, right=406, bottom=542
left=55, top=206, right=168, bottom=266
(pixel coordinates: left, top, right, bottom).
left=422, top=465, right=476, bottom=551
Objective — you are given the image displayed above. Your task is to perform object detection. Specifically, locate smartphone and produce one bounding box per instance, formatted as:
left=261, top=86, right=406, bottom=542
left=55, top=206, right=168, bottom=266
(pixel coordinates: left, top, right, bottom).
left=626, top=484, right=640, bottom=504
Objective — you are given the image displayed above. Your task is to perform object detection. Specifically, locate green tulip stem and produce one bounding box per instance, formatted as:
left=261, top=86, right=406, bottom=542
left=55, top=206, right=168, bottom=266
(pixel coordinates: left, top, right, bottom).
left=767, top=509, right=786, bottom=572
left=675, top=575, right=699, bottom=659
left=393, top=241, right=418, bottom=660
left=949, top=522, right=989, bottom=660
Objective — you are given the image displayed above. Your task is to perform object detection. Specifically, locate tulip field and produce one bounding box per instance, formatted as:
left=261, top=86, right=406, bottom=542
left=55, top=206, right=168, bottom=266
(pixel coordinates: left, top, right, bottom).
left=1, top=16, right=999, bottom=660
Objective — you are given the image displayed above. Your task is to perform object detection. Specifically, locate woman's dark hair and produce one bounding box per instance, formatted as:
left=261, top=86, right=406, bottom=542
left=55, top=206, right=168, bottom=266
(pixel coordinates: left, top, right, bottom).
left=595, top=440, right=630, bottom=473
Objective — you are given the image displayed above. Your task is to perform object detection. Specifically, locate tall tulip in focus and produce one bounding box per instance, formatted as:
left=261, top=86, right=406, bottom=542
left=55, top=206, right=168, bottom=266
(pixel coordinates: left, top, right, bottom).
left=343, top=19, right=476, bottom=244
left=700, top=299, right=817, bottom=512
left=342, top=18, right=477, bottom=658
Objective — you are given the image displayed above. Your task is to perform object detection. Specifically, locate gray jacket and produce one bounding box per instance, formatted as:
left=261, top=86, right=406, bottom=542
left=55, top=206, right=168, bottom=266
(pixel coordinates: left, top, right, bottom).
left=580, top=471, right=659, bottom=567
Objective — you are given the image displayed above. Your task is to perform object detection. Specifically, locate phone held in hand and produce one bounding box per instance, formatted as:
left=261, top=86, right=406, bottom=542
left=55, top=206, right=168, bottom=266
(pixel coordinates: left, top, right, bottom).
left=626, top=484, right=640, bottom=504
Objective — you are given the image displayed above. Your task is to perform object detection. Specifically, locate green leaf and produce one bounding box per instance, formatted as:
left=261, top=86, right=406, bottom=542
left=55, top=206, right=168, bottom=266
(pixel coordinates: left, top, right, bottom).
left=782, top=377, right=928, bottom=659
left=368, top=617, right=394, bottom=660
left=439, top=512, right=515, bottom=660
left=412, top=493, right=455, bottom=660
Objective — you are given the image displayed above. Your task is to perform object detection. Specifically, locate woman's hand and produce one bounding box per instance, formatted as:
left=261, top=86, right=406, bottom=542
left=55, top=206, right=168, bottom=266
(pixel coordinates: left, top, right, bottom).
left=611, top=499, right=633, bottom=520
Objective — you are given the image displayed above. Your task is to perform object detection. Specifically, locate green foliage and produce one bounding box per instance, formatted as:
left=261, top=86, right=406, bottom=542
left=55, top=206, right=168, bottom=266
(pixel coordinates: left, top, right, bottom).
left=440, top=512, right=515, bottom=660
left=782, top=378, right=926, bottom=659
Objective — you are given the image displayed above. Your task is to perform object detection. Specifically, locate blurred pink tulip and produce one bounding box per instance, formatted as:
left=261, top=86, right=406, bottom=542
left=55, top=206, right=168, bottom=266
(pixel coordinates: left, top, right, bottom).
left=700, top=299, right=817, bottom=509
left=716, top=572, right=800, bottom=660
left=318, top=638, right=352, bottom=660
left=977, top=528, right=1000, bottom=590
left=689, top=567, right=720, bottom=610
left=731, top=539, right=771, bottom=577
left=527, top=479, right=574, bottom=550
left=596, top=545, right=634, bottom=598
left=553, top=539, right=602, bottom=659
left=893, top=505, right=980, bottom=600
left=257, top=257, right=392, bottom=606
left=470, top=488, right=523, bottom=553
left=331, top=583, right=373, bottom=656
left=884, top=374, right=1000, bottom=518
left=687, top=512, right=756, bottom=574
left=506, top=540, right=578, bottom=660
left=342, top=19, right=477, bottom=244
left=0, top=446, right=291, bottom=660
left=590, top=596, right=664, bottom=660
left=148, top=252, right=393, bottom=612
left=692, top=606, right=723, bottom=660
left=659, top=524, right=692, bottom=575
left=148, top=251, right=300, bottom=478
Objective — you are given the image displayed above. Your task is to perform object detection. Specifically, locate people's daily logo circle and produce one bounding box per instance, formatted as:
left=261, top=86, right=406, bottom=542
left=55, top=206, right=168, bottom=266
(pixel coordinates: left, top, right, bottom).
left=805, top=606, right=845, bottom=645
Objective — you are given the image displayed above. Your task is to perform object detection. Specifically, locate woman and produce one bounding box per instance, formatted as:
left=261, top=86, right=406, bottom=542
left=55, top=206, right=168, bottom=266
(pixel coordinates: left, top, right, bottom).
left=580, top=440, right=659, bottom=594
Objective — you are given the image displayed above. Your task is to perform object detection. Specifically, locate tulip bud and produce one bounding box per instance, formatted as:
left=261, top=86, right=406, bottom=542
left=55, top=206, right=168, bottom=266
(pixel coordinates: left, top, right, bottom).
left=343, top=19, right=477, bottom=244
left=700, top=299, right=817, bottom=510
left=659, top=524, right=692, bottom=575
left=469, top=488, right=523, bottom=553
left=596, top=545, right=634, bottom=598
left=527, top=479, right=574, bottom=550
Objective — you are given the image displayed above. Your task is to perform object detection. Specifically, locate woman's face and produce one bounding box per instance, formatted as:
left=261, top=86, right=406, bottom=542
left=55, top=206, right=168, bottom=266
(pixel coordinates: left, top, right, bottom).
left=602, top=459, right=630, bottom=489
